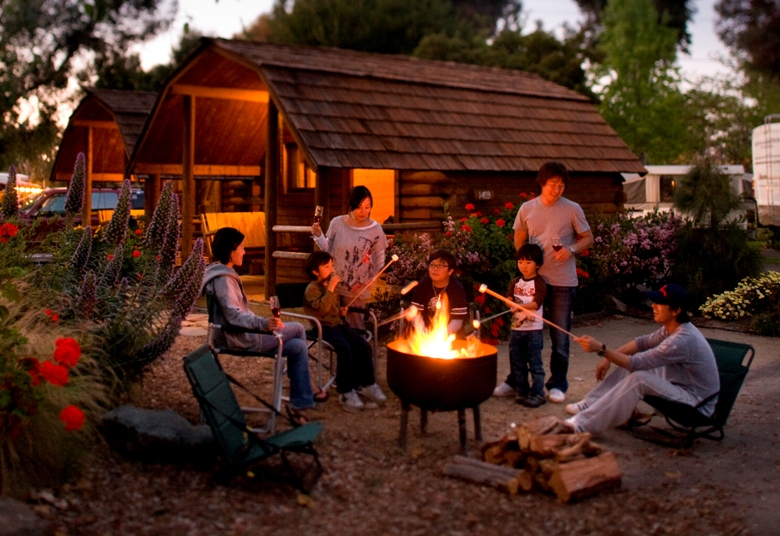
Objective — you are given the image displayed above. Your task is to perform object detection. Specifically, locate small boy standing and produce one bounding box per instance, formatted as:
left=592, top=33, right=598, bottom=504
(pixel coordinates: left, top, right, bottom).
left=304, top=251, right=387, bottom=412
left=493, top=244, right=548, bottom=407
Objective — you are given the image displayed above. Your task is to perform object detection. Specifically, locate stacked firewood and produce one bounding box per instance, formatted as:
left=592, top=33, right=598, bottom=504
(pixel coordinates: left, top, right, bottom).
left=443, top=416, right=622, bottom=502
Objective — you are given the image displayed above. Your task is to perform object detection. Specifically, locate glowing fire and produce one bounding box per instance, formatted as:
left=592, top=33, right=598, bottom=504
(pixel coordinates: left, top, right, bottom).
left=394, top=295, right=482, bottom=359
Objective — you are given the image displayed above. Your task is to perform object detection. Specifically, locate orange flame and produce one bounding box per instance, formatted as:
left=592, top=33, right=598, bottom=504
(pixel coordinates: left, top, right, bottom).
left=394, top=295, right=482, bottom=359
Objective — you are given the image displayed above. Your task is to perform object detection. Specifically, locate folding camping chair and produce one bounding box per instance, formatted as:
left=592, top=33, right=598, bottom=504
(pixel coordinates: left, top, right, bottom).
left=274, top=282, right=379, bottom=391
left=204, top=292, right=285, bottom=435
left=631, top=338, right=755, bottom=447
left=183, top=344, right=323, bottom=492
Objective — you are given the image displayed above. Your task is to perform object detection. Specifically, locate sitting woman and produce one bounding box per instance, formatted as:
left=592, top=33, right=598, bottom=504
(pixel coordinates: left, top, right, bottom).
left=201, top=227, right=325, bottom=420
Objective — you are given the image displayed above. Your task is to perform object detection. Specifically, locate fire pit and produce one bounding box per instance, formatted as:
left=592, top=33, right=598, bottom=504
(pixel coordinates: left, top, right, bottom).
left=387, top=338, right=497, bottom=454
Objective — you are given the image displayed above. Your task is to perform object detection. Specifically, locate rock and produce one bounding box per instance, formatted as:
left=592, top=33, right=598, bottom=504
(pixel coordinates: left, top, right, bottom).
left=0, top=496, right=54, bottom=536
left=100, top=405, right=216, bottom=463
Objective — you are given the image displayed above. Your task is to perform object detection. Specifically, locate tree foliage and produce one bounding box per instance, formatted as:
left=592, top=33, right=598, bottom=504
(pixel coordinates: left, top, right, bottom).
left=0, top=0, right=176, bottom=177
left=716, top=0, right=780, bottom=80
left=593, top=0, right=686, bottom=163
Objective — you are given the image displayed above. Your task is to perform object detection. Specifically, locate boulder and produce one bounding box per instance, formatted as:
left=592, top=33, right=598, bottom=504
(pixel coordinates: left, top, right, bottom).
left=100, top=405, right=216, bottom=463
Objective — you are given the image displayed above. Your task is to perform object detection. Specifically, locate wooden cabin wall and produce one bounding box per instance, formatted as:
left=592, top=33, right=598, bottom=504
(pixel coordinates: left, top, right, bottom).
left=397, top=171, right=625, bottom=223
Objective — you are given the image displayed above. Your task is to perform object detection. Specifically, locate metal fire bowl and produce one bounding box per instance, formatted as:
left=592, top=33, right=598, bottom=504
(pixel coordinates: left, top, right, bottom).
left=386, top=340, right=497, bottom=412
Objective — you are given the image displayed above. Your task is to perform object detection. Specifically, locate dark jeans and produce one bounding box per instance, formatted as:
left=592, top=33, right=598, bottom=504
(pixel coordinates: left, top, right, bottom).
left=544, top=285, right=576, bottom=393
left=506, top=329, right=544, bottom=397
left=322, top=323, right=375, bottom=394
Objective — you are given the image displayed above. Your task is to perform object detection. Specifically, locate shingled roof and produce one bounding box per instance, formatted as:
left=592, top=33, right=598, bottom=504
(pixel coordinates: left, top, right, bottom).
left=211, top=38, right=645, bottom=174
left=52, top=89, right=156, bottom=182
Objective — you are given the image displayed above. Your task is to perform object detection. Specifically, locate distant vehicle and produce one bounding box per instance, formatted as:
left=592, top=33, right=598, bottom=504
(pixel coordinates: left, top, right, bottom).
left=0, top=171, right=43, bottom=206
left=19, top=187, right=145, bottom=236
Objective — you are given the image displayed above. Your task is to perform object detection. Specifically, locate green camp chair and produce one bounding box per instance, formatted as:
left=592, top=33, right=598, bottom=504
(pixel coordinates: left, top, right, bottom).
left=183, top=344, right=323, bottom=492
left=633, top=338, right=754, bottom=447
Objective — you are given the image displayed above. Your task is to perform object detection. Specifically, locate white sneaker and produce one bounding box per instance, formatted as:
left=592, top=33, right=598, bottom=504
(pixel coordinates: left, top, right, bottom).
left=566, top=401, right=588, bottom=415
left=547, top=388, right=566, bottom=403
left=492, top=382, right=515, bottom=397
left=564, top=417, right=585, bottom=433
left=357, top=383, right=387, bottom=404
left=339, top=390, right=364, bottom=412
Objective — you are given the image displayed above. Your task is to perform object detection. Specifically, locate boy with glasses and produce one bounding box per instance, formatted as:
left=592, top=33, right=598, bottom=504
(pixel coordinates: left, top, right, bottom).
left=410, top=250, right=468, bottom=336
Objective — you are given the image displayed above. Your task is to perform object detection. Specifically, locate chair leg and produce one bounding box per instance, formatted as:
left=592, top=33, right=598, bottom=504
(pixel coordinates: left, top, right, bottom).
left=269, top=346, right=285, bottom=434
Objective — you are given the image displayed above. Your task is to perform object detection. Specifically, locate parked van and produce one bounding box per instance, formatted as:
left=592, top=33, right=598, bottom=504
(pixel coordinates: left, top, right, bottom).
left=20, top=187, right=144, bottom=219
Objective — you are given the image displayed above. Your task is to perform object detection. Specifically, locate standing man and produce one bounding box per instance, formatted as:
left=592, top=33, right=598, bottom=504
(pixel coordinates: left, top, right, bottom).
left=566, top=284, right=719, bottom=436
left=513, top=161, right=594, bottom=403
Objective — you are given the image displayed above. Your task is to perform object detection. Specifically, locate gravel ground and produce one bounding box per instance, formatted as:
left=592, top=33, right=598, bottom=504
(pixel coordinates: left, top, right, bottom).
left=36, top=314, right=780, bottom=536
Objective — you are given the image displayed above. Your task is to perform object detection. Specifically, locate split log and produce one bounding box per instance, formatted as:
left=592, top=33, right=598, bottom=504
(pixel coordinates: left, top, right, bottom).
left=546, top=452, right=622, bottom=503
left=528, top=432, right=592, bottom=458
left=516, top=416, right=563, bottom=450
left=444, top=456, right=532, bottom=495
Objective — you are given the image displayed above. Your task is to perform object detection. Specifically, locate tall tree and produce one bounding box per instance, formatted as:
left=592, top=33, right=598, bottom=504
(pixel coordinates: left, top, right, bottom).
left=716, top=0, right=780, bottom=80
left=592, top=0, right=686, bottom=163
left=574, top=0, right=695, bottom=50
left=0, top=0, right=176, bottom=177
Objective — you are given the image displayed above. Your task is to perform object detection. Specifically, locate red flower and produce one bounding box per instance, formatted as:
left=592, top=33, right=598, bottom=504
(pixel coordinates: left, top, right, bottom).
left=54, top=338, right=81, bottom=367
left=519, top=193, right=528, bottom=199
left=460, top=217, right=468, bottom=223
left=132, top=249, right=141, bottom=258
left=496, top=219, right=506, bottom=227
left=583, top=271, right=590, bottom=278
left=461, top=225, right=471, bottom=233
left=480, top=217, right=489, bottom=225
left=135, top=229, right=142, bottom=236
left=136, top=273, right=143, bottom=281
left=59, top=405, right=85, bottom=432
left=530, top=193, right=536, bottom=198
left=576, top=268, right=584, bottom=276
left=107, top=254, right=114, bottom=261
left=155, top=255, right=161, bottom=261
left=505, top=202, right=514, bottom=209
left=40, top=361, right=69, bottom=386
left=445, top=231, right=452, bottom=237
left=484, top=306, right=491, bottom=314
left=474, top=294, right=485, bottom=305
left=484, top=338, right=500, bottom=346
left=475, top=212, right=482, bottom=217
left=45, top=309, right=52, bottom=316
left=5, top=224, right=18, bottom=237
left=0, top=237, right=7, bottom=243
left=465, top=203, right=475, bottom=211
left=581, top=249, right=590, bottom=257
left=51, top=314, right=59, bottom=323
left=492, top=208, right=500, bottom=215
left=496, top=317, right=505, bottom=327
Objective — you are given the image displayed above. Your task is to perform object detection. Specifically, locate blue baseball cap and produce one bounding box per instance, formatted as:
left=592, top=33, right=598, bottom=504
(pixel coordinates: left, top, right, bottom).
left=646, top=284, right=687, bottom=309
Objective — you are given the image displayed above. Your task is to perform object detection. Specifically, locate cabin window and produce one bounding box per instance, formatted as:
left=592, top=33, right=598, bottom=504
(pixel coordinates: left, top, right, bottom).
left=659, top=175, right=676, bottom=202
left=284, top=143, right=315, bottom=191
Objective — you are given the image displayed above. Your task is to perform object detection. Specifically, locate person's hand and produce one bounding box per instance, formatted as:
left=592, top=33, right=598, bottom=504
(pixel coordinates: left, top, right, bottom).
left=510, top=304, right=523, bottom=313
left=553, top=246, right=574, bottom=263
left=312, top=222, right=322, bottom=237
left=596, top=357, right=611, bottom=381
left=574, top=335, right=601, bottom=353
left=339, top=306, right=348, bottom=317
left=268, top=317, right=284, bottom=331
left=327, top=273, right=341, bottom=292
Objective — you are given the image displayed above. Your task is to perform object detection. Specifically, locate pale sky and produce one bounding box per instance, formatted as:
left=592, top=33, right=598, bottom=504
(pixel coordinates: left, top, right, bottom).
left=135, top=0, right=733, bottom=80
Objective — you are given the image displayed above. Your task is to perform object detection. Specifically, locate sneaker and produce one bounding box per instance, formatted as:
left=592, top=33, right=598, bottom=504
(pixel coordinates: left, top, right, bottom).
left=493, top=382, right=516, bottom=397
left=356, top=383, right=387, bottom=404
left=339, top=390, right=365, bottom=412
left=514, top=393, right=528, bottom=406
left=547, top=388, right=566, bottom=403
left=523, top=394, right=547, bottom=408
left=564, top=417, right=584, bottom=433
left=566, top=401, right=588, bottom=415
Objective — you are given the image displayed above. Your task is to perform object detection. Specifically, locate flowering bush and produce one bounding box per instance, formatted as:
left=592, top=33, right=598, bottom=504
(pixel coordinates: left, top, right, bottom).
left=700, top=271, right=780, bottom=335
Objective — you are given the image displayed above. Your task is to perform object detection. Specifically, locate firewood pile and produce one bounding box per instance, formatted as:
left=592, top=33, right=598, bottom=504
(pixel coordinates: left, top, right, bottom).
left=443, top=416, right=622, bottom=502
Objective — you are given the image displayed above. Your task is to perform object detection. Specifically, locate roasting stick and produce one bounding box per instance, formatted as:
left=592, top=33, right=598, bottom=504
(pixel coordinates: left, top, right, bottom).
left=477, top=283, right=578, bottom=339
left=344, top=254, right=400, bottom=308
left=377, top=305, right=419, bottom=327
left=471, top=309, right=511, bottom=329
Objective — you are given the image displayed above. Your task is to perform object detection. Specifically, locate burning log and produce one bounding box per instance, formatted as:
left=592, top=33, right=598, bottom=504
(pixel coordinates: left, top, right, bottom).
left=448, top=416, right=622, bottom=502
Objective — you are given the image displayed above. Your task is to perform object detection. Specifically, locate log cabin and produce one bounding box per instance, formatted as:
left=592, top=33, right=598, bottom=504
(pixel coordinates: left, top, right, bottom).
left=125, top=38, right=646, bottom=294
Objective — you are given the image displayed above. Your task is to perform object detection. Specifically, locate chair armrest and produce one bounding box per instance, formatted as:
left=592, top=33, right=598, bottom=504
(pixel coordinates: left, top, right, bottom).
left=279, top=311, right=324, bottom=340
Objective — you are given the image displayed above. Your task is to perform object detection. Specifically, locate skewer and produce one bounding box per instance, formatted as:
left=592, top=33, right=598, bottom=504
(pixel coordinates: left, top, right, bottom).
left=477, top=283, right=578, bottom=339
left=400, top=280, right=418, bottom=295
left=471, top=309, right=512, bottom=329
left=345, top=254, right=399, bottom=308
left=377, top=305, right=418, bottom=327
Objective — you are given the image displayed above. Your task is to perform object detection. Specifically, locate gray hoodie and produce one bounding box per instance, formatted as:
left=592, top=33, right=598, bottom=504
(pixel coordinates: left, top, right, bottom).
left=201, top=262, right=271, bottom=351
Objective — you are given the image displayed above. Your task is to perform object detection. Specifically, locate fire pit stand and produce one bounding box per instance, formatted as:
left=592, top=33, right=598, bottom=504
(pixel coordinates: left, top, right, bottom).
left=398, top=403, right=482, bottom=455
left=386, top=340, right=497, bottom=455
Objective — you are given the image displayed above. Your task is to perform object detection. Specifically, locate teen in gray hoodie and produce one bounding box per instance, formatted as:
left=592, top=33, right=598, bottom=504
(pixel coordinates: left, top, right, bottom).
left=201, top=227, right=315, bottom=411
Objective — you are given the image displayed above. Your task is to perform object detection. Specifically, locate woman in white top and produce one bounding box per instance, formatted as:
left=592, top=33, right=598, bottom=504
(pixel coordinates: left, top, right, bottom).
left=312, top=186, right=388, bottom=329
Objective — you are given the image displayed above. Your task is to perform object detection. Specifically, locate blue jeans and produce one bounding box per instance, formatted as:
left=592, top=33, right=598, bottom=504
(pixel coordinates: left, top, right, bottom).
left=257, top=322, right=314, bottom=410
left=544, top=285, right=576, bottom=393
left=507, top=329, right=544, bottom=398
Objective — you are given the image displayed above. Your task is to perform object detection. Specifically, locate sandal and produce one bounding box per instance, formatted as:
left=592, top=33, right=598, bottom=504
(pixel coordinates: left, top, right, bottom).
left=313, top=388, right=330, bottom=403
left=286, top=406, right=309, bottom=427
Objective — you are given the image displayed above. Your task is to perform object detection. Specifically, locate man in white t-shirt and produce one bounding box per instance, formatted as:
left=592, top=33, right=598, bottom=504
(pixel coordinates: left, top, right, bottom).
left=513, top=162, right=594, bottom=404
